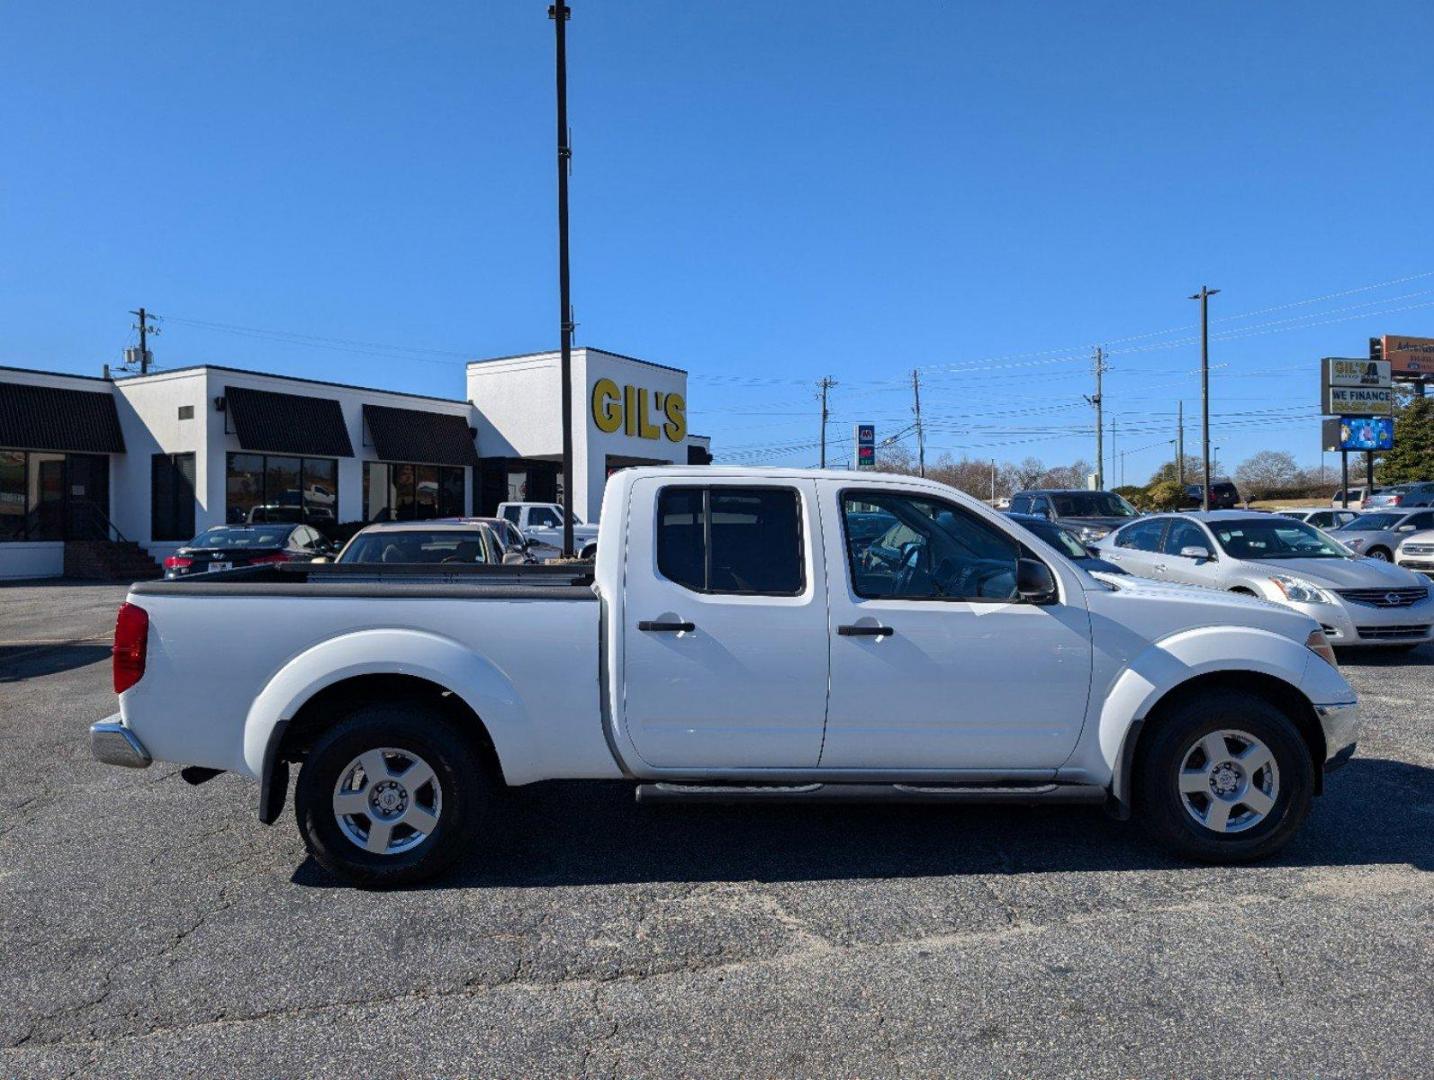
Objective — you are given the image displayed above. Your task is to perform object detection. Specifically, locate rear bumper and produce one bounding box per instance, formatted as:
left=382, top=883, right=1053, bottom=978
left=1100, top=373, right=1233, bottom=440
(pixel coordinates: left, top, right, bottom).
left=91, top=715, right=152, bottom=768
left=1315, top=701, right=1359, bottom=769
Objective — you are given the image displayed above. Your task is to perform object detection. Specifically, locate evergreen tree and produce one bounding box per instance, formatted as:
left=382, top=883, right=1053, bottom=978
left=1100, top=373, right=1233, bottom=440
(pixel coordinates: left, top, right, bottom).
left=1376, top=396, right=1434, bottom=484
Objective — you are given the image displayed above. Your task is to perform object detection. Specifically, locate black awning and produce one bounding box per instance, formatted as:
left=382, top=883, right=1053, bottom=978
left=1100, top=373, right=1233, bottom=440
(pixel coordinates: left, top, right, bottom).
left=225, top=385, right=354, bottom=458
left=0, top=380, right=125, bottom=453
left=362, top=404, right=479, bottom=467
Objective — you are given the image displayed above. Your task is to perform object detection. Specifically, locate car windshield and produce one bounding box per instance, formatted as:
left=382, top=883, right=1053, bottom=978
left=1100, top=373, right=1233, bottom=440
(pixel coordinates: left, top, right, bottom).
left=1210, top=519, right=1347, bottom=560
left=1341, top=513, right=1402, bottom=531
left=1047, top=492, right=1138, bottom=518
left=1019, top=519, right=1091, bottom=560
left=339, top=530, right=490, bottom=564
left=191, top=527, right=290, bottom=549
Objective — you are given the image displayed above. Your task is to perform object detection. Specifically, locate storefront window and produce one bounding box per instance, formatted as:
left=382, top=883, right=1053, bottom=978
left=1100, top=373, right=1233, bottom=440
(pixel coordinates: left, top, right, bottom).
left=364, top=462, right=465, bottom=521
left=28, top=453, right=65, bottom=540
left=0, top=452, right=25, bottom=539
left=226, top=453, right=338, bottom=526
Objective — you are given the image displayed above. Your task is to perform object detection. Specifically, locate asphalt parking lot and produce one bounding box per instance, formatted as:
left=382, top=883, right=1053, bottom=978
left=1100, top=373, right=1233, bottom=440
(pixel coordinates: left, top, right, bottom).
left=1, top=582, right=1431, bottom=1078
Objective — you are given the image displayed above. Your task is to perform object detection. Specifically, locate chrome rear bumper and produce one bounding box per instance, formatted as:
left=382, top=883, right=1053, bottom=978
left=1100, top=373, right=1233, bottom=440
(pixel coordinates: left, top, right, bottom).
left=91, top=715, right=152, bottom=769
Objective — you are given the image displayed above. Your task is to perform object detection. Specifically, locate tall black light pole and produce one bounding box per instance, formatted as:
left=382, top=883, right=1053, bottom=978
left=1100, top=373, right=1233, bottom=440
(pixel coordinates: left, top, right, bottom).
left=550, top=1, right=576, bottom=557
left=1189, top=285, right=1220, bottom=511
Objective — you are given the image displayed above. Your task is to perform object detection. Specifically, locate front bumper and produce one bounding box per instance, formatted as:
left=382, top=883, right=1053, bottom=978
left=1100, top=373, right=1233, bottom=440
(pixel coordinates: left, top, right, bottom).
left=1285, top=597, right=1434, bottom=646
left=1315, top=701, right=1360, bottom=770
left=91, top=715, right=152, bottom=768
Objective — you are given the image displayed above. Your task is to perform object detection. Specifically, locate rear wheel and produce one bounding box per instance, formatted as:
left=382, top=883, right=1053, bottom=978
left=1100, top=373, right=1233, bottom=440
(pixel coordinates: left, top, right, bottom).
left=294, top=702, right=489, bottom=888
left=1136, top=690, right=1313, bottom=863
left=1367, top=547, right=1392, bottom=562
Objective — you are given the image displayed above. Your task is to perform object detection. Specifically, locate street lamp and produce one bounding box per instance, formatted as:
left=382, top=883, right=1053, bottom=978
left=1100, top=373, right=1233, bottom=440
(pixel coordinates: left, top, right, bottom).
left=1188, top=286, right=1220, bottom=511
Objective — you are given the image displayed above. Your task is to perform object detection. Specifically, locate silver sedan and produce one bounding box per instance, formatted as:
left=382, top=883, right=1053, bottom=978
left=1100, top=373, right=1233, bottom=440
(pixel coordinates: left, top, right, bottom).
left=1094, top=511, right=1433, bottom=649
left=1330, top=507, right=1434, bottom=562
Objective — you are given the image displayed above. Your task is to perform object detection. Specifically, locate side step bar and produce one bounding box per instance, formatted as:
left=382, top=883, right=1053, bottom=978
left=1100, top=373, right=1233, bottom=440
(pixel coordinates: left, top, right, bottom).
left=635, top=781, right=1108, bottom=806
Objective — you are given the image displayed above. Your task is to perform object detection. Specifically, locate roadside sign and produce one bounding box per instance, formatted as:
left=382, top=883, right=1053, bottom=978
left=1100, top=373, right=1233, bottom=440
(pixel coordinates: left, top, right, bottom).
left=1321, top=357, right=1390, bottom=389
left=1323, top=416, right=1394, bottom=452
left=854, top=423, right=876, bottom=469
left=1382, top=335, right=1434, bottom=378
left=1322, top=385, right=1394, bottom=415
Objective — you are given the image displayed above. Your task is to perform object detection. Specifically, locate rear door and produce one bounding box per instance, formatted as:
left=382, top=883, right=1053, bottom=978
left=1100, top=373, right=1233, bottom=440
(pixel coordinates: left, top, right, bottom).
left=619, top=476, right=829, bottom=768
left=1102, top=518, right=1169, bottom=579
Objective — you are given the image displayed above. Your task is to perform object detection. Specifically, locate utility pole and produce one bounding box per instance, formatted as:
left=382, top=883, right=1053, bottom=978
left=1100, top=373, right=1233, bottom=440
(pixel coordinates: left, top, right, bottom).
left=990, top=458, right=996, bottom=503
left=1086, top=347, right=1107, bottom=488
left=911, top=369, right=926, bottom=478
left=129, top=307, right=157, bottom=374
left=817, top=377, right=837, bottom=468
left=1109, top=417, right=1116, bottom=487
left=550, top=2, right=576, bottom=557
left=1176, top=400, right=1185, bottom=487
left=1189, top=285, right=1220, bottom=511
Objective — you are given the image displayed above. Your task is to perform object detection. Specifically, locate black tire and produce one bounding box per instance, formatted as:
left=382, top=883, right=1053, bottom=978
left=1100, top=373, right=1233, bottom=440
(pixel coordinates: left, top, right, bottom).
left=1367, top=547, right=1392, bottom=562
left=1135, top=689, right=1314, bottom=863
left=294, top=702, right=489, bottom=888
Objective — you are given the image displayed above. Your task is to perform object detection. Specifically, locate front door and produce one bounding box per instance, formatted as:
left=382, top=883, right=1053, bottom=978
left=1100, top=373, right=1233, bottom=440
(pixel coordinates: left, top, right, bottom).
left=1158, top=518, right=1217, bottom=585
left=620, top=477, right=829, bottom=769
left=820, top=487, right=1093, bottom=770
left=65, top=454, right=110, bottom=538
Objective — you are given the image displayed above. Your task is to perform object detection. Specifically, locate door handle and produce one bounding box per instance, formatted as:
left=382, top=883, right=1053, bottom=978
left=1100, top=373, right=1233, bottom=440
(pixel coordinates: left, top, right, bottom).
left=638, top=620, right=695, bottom=633
left=838, top=624, right=895, bottom=637
left=1153, top=563, right=1167, bottom=572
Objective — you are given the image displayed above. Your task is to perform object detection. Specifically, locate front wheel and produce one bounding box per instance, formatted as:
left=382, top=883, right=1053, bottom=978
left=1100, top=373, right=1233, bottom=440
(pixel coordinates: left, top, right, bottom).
left=294, top=703, right=489, bottom=888
left=1136, top=690, right=1313, bottom=863
left=1366, top=547, right=1391, bottom=562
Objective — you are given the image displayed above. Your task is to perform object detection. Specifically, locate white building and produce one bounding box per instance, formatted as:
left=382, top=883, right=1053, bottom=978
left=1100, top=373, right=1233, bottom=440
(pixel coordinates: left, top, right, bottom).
left=0, top=347, right=711, bottom=579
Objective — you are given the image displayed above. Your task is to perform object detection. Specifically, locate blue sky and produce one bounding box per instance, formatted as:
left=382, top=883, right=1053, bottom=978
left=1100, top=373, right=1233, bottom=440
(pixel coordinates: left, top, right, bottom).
left=4, top=1, right=1432, bottom=484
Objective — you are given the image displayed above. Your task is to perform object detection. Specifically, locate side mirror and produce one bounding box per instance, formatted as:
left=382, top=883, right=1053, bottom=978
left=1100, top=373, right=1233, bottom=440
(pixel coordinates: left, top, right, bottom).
left=1180, top=545, right=1213, bottom=561
left=1397, top=524, right=1416, bottom=532
left=310, top=556, right=331, bottom=565
left=1016, top=558, right=1057, bottom=604
left=501, top=551, right=528, bottom=566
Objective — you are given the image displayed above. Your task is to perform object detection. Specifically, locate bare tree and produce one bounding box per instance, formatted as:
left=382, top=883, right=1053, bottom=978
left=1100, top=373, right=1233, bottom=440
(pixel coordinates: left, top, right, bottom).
left=1234, top=450, right=1300, bottom=498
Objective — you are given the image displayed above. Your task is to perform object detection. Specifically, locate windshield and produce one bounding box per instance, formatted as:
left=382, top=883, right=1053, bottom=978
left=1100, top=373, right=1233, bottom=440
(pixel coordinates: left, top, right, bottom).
left=1048, top=492, right=1138, bottom=518
left=1210, top=519, right=1348, bottom=560
left=1022, top=519, right=1092, bottom=560
left=191, top=527, right=290, bottom=549
left=339, top=530, right=490, bottom=565
left=1341, top=513, right=1402, bottom=531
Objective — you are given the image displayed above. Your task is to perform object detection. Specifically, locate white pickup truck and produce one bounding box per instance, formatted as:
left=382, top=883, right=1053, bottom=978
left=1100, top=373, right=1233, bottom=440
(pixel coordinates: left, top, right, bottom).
left=496, top=501, right=599, bottom=558
left=92, top=467, right=1360, bottom=887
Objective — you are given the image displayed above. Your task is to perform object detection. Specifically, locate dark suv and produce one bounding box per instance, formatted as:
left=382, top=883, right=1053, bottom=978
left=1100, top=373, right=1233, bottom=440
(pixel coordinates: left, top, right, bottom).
left=1006, top=489, right=1141, bottom=544
left=1181, top=481, right=1241, bottom=509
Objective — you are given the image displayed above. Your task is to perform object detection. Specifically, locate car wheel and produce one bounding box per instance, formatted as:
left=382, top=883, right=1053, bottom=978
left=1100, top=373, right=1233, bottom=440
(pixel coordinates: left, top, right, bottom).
left=580, top=543, right=597, bottom=559
left=1367, top=547, right=1392, bottom=561
left=1136, top=690, right=1313, bottom=863
left=294, top=702, right=489, bottom=888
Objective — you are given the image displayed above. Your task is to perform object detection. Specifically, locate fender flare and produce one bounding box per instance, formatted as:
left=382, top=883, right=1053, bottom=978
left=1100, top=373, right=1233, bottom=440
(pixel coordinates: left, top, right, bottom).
left=1100, top=625, right=1315, bottom=815
left=243, top=628, right=538, bottom=816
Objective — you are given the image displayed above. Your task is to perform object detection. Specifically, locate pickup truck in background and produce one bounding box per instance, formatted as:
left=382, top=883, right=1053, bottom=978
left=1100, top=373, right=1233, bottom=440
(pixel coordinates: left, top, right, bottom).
left=496, top=501, right=599, bottom=558
left=92, top=467, right=1360, bottom=887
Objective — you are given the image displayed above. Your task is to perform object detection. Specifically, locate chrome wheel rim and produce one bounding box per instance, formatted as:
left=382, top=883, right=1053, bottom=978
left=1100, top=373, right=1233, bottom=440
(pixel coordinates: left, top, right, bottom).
left=332, top=748, right=443, bottom=855
left=1178, top=729, right=1279, bottom=835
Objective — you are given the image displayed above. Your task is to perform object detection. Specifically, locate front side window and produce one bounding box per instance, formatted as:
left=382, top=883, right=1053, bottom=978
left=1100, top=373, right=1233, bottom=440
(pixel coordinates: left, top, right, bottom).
left=1115, top=519, right=1167, bottom=551
left=529, top=507, right=560, bottom=528
left=1161, top=519, right=1211, bottom=556
left=842, top=491, right=1018, bottom=602
left=656, top=486, right=803, bottom=595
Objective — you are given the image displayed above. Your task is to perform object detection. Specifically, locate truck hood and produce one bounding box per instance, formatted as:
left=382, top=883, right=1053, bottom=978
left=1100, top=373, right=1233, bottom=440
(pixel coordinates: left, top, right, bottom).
left=1244, top=556, right=1429, bottom=590
left=1091, top=572, right=1316, bottom=644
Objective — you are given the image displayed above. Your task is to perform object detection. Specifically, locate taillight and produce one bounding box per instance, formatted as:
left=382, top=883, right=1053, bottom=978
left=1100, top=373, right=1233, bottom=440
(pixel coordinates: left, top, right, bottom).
left=249, top=551, right=293, bottom=565
left=1392, top=495, right=1403, bottom=506
left=163, top=555, right=192, bottom=570
left=113, top=602, right=148, bottom=694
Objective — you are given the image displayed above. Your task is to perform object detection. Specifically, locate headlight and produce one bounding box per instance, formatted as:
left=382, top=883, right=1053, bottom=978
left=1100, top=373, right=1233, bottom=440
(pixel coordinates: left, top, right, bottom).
left=1077, top=526, right=1110, bottom=543
left=1344, top=537, right=1366, bottom=550
left=1268, top=575, right=1335, bottom=605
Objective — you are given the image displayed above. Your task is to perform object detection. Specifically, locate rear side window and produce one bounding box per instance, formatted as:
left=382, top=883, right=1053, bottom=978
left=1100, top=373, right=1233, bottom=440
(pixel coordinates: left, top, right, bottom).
left=656, top=486, right=804, bottom=595
left=502, top=506, right=520, bottom=525
left=1115, top=519, right=1166, bottom=551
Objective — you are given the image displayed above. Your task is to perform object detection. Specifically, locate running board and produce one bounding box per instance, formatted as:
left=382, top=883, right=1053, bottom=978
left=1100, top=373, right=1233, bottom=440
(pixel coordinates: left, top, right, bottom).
left=635, top=781, right=1108, bottom=806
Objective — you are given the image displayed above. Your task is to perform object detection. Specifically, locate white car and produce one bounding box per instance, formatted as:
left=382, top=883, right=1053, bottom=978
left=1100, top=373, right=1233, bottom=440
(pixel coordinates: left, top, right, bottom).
left=92, top=467, right=1359, bottom=886
left=1395, top=529, right=1434, bottom=578
left=1276, top=508, right=1359, bottom=531
left=496, top=501, right=599, bottom=558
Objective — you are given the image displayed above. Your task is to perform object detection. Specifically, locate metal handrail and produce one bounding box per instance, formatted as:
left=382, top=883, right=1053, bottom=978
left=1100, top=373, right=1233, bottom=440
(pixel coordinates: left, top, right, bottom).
left=69, top=499, right=130, bottom=545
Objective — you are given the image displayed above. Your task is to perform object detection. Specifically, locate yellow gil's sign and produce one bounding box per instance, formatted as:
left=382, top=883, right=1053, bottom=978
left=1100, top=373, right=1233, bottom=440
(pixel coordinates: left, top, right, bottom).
left=591, top=379, right=686, bottom=442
